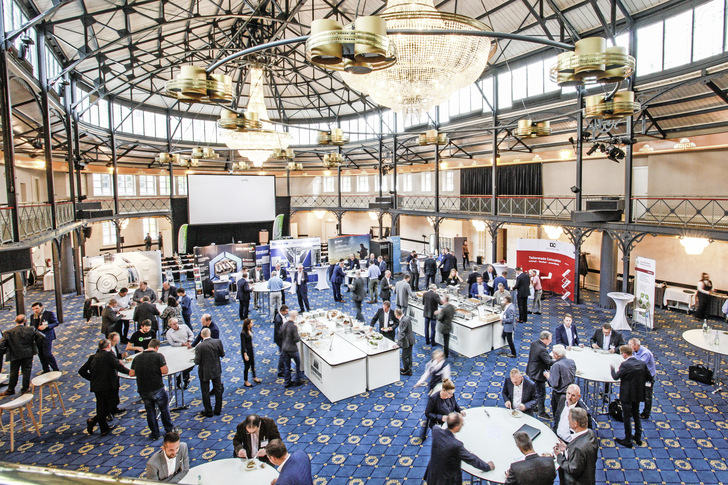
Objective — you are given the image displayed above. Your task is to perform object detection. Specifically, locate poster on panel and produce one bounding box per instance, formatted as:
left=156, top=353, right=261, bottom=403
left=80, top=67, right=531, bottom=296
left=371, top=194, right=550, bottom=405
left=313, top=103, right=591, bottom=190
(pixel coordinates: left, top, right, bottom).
left=194, top=244, right=256, bottom=280
left=387, top=236, right=402, bottom=274
left=84, top=251, right=163, bottom=301
left=255, top=245, right=271, bottom=279
left=634, top=256, right=656, bottom=329
left=270, top=237, right=321, bottom=271
left=328, top=235, right=371, bottom=263
left=516, top=239, right=575, bottom=301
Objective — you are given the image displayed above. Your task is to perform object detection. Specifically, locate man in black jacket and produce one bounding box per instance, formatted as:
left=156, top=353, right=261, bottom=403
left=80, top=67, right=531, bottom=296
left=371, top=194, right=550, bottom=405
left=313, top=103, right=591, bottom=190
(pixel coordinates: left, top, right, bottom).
left=194, top=328, right=225, bottom=417
left=133, top=296, right=160, bottom=335
left=79, top=339, right=130, bottom=435
left=349, top=270, right=367, bottom=322
left=505, top=431, right=556, bottom=485
left=101, top=299, right=121, bottom=337
left=0, top=315, right=46, bottom=396
left=380, top=270, right=394, bottom=302
left=611, top=345, right=649, bottom=448
left=512, top=267, right=531, bottom=323
left=273, top=305, right=289, bottom=378
left=466, top=267, right=481, bottom=297
left=233, top=414, right=282, bottom=463
left=589, top=322, right=625, bottom=353
left=526, top=330, right=555, bottom=420
left=280, top=311, right=304, bottom=388
left=370, top=301, right=398, bottom=341
left=435, top=295, right=455, bottom=358
left=553, top=408, right=598, bottom=485
left=236, top=272, right=252, bottom=320
left=422, top=284, right=442, bottom=346
left=423, top=254, right=437, bottom=289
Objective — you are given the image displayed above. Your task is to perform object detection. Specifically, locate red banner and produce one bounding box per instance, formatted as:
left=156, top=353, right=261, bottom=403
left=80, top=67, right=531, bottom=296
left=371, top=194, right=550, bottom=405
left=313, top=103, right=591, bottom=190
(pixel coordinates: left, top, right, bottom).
left=516, top=239, right=575, bottom=301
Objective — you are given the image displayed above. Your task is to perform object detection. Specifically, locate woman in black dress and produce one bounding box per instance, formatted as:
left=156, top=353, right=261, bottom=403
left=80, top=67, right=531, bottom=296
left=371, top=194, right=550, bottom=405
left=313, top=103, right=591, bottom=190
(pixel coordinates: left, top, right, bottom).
left=421, top=379, right=464, bottom=439
left=695, top=272, right=714, bottom=320
left=241, top=318, right=262, bottom=387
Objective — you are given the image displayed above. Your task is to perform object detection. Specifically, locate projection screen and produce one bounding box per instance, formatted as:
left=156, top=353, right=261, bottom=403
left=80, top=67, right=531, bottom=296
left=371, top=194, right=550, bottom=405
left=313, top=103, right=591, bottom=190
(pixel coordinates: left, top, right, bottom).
left=187, top=174, right=276, bottom=225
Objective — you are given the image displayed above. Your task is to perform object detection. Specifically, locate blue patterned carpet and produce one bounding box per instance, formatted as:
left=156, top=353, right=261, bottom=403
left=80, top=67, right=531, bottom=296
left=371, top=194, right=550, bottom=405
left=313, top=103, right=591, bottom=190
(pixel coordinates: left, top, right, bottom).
left=0, top=277, right=726, bottom=484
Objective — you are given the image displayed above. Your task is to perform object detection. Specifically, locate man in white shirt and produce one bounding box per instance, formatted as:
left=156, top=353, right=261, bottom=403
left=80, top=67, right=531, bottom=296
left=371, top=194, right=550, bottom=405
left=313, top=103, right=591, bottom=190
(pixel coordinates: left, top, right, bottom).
left=367, top=260, right=381, bottom=303
left=554, top=384, right=585, bottom=443
left=165, top=318, right=193, bottom=389
left=116, top=287, right=132, bottom=309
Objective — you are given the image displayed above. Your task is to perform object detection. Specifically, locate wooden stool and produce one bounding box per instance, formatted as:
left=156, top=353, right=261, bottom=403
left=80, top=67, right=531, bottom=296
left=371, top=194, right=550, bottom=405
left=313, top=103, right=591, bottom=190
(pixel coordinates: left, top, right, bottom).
left=30, top=371, right=66, bottom=424
left=0, top=394, right=40, bottom=451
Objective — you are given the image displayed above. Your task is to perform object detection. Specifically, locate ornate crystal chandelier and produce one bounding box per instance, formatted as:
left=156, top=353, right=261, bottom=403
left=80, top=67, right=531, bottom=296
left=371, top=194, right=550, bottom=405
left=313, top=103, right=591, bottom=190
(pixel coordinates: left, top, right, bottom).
left=339, top=0, right=496, bottom=119
left=219, top=66, right=291, bottom=167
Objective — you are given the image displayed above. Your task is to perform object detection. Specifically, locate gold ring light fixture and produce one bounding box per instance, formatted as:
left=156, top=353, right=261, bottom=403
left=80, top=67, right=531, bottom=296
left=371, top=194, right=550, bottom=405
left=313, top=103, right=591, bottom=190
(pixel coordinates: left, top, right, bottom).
left=550, top=37, right=635, bottom=87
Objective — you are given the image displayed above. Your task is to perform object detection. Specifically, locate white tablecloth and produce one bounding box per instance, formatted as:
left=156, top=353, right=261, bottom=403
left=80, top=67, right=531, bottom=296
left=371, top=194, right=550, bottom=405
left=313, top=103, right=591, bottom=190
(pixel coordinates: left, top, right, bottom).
left=180, top=458, right=278, bottom=485
left=664, top=286, right=697, bottom=308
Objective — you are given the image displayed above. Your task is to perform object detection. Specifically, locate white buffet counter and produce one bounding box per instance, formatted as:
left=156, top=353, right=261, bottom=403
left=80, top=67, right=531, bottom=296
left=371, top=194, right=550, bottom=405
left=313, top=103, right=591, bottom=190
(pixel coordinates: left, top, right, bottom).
left=408, top=299, right=505, bottom=358
left=295, top=310, right=400, bottom=401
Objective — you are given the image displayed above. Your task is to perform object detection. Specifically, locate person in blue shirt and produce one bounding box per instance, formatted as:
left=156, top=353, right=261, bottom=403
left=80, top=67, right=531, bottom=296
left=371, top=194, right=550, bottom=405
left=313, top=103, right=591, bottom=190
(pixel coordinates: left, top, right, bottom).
left=266, top=439, right=313, bottom=485
left=176, top=288, right=193, bottom=331
left=267, top=271, right=284, bottom=319
left=330, top=261, right=346, bottom=303
left=367, top=260, right=381, bottom=303
left=630, top=338, right=656, bottom=419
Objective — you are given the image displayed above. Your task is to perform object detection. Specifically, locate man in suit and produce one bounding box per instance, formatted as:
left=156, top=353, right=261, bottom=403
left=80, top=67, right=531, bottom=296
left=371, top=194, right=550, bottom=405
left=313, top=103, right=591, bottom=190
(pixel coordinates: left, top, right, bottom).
left=395, top=274, right=412, bottom=312
left=395, top=308, right=414, bottom=375
left=408, top=251, right=420, bottom=291
left=194, top=328, right=225, bottom=417
left=330, top=261, right=346, bottom=302
left=236, top=272, right=252, bottom=320
left=346, top=254, right=360, bottom=271
left=466, top=267, right=481, bottom=297
left=265, top=439, right=313, bottom=485
left=129, top=339, right=174, bottom=439
left=176, top=288, right=193, bottom=331
left=133, top=296, right=160, bottom=335
left=0, top=315, right=46, bottom=396
left=281, top=311, right=304, bottom=388
left=554, top=314, right=580, bottom=349
left=630, top=337, right=656, bottom=419
left=424, top=253, right=438, bottom=289
left=380, top=270, right=394, bottom=302
left=440, top=249, right=455, bottom=283
left=500, top=295, right=518, bottom=357
left=79, top=338, right=130, bottom=435
left=371, top=301, right=398, bottom=341
left=101, top=299, right=122, bottom=337
left=505, top=431, right=557, bottom=485
left=611, top=344, right=649, bottom=448
left=350, top=270, right=367, bottom=322
left=293, top=264, right=310, bottom=312
left=435, top=294, right=455, bottom=358
left=527, top=330, right=555, bottom=420
left=233, top=414, right=282, bottom=464
left=249, top=264, right=265, bottom=309
left=553, top=408, right=598, bottom=485
left=553, top=384, right=591, bottom=443
left=424, top=412, right=494, bottom=485
left=422, top=284, right=442, bottom=346
left=590, top=322, right=625, bottom=353
left=470, top=275, right=489, bottom=299
left=145, top=431, right=189, bottom=483
left=512, top=267, right=531, bottom=323
left=29, top=301, right=60, bottom=373
left=544, top=344, right=576, bottom=418
left=377, top=255, right=387, bottom=276
left=273, top=305, right=289, bottom=378
left=191, top=314, right=219, bottom=347
left=160, top=281, right=178, bottom=303
left=367, top=258, right=381, bottom=303
left=493, top=270, right=509, bottom=292
left=502, top=369, right=538, bottom=415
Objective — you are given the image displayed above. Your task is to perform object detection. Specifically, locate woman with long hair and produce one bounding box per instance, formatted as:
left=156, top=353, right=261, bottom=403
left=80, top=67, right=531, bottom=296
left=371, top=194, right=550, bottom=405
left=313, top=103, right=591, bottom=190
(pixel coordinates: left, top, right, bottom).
left=445, top=268, right=463, bottom=288
left=159, top=296, right=181, bottom=333
left=240, top=318, right=262, bottom=387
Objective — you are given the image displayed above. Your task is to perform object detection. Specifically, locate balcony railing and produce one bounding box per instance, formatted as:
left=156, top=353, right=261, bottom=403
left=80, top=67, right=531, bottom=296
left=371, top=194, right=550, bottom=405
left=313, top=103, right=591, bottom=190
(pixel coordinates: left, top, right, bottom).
left=86, top=197, right=171, bottom=215
left=396, top=195, right=575, bottom=219
left=632, top=197, right=728, bottom=229
left=290, top=195, right=376, bottom=209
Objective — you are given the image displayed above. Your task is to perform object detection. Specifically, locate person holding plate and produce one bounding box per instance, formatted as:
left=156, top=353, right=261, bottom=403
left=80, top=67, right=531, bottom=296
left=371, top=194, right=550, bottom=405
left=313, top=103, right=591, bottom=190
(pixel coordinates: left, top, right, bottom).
left=233, top=414, right=282, bottom=464
left=370, top=300, right=398, bottom=341
left=421, top=378, right=464, bottom=440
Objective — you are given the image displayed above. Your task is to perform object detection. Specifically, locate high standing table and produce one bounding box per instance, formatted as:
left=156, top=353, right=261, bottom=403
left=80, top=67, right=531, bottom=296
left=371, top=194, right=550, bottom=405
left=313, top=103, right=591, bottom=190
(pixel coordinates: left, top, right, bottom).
left=565, top=347, right=623, bottom=415
left=683, top=329, right=728, bottom=393
left=607, top=292, right=635, bottom=331
left=120, top=345, right=195, bottom=411
left=313, top=265, right=331, bottom=290
left=455, top=406, right=559, bottom=484
left=180, top=458, right=278, bottom=485
left=252, top=281, right=292, bottom=319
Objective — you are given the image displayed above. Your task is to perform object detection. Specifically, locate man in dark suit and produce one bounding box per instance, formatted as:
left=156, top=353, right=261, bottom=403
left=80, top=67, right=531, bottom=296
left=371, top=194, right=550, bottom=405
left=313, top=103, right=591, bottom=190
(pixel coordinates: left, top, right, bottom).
left=470, top=275, right=489, bottom=299
left=466, top=267, right=481, bottom=297
left=512, top=267, right=531, bottom=323
left=281, top=311, right=304, bottom=388
left=194, top=328, right=225, bottom=417
left=101, top=299, right=122, bottom=337
left=79, top=338, right=130, bottom=435
left=370, top=301, right=398, bottom=341
left=611, top=345, right=649, bottom=448
left=407, top=251, right=420, bottom=290
left=236, top=272, right=252, bottom=320
left=424, top=253, right=438, bottom=289
left=554, top=314, right=580, bottom=349
left=160, top=281, right=178, bottom=303
left=266, top=439, right=313, bottom=485
left=423, top=284, right=442, bottom=346
left=502, top=369, right=538, bottom=415
left=493, top=270, right=509, bottom=292
left=377, top=256, right=387, bottom=279
left=191, top=314, right=220, bottom=347
left=590, top=322, right=625, bottom=353
left=380, top=270, right=394, bottom=302
left=505, top=431, right=556, bottom=485
left=133, top=296, right=160, bottom=335
left=395, top=308, right=415, bottom=375
left=527, top=330, right=555, bottom=419
left=347, top=254, right=360, bottom=270
left=331, top=261, right=346, bottom=302
left=145, top=431, right=189, bottom=483
left=1, top=315, right=46, bottom=396
left=424, top=412, right=494, bottom=485
left=293, top=264, right=310, bottom=312
left=440, top=249, right=456, bottom=283
left=435, top=294, right=455, bottom=358
left=554, top=408, right=598, bottom=485
left=350, top=270, right=367, bottom=322
left=233, top=414, right=282, bottom=463
left=273, top=305, right=289, bottom=378
left=30, top=301, right=60, bottom=373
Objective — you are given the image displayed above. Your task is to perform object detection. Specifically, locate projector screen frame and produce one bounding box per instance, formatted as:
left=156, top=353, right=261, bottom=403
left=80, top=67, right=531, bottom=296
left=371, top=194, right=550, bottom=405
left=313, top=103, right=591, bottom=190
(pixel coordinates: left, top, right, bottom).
left=186, top=173, right=277, bottom=226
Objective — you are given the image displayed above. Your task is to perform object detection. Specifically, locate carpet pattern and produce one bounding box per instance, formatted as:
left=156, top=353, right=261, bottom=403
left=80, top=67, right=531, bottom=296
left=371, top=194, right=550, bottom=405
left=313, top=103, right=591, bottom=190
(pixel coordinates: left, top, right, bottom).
left=0, top=276, right=726, bottom=484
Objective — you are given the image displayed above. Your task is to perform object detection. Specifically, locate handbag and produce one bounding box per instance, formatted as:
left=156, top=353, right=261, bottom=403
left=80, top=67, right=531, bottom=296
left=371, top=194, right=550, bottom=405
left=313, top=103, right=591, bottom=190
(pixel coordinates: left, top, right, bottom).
left=689, top=364, right=714, bottom=385
left=609, top=400, right=623, bottom=422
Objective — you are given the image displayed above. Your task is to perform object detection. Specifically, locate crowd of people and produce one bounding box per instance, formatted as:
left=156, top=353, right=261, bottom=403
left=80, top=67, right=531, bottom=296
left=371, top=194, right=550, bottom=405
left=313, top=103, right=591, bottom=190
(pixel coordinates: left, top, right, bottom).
left=0, top=251, right=661, bottom=485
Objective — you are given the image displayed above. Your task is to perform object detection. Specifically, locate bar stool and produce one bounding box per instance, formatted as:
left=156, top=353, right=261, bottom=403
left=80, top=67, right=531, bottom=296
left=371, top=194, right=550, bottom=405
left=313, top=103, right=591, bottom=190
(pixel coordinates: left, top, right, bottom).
left=30, top=371, right=66, bottom=424
left=0, top=394, right=40, bottom=451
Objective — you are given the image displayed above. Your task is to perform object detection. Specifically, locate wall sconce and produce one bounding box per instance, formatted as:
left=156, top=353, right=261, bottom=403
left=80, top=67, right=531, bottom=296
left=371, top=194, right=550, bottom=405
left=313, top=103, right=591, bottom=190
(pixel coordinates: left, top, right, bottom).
left=314, top=211, right=326, bottom=219
left=472, top=220, right=486, bottom=232
left=543, top=225, right=563, bottom=240
left=368, top=211, right=378, bottom=221
left=680, top=237, right=710, bottom=255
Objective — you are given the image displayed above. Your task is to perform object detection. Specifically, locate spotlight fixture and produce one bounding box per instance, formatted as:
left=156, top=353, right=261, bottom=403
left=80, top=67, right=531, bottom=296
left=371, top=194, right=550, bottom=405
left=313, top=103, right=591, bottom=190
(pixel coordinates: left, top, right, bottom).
left=606, top=145, right=625, bottom=163
left=570, top=186, right=581, bottom=194
left=586, top=143, right=599, bottom=156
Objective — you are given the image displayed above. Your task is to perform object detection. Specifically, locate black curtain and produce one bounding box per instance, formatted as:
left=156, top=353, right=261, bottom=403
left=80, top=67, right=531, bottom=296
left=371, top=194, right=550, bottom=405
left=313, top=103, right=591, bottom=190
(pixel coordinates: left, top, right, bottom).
left=459, top=163, right=542, bottom=196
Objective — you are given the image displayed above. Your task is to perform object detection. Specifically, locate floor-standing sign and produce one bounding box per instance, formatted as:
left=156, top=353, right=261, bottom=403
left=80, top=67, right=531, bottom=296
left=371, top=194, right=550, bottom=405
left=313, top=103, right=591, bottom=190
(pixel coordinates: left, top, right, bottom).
left=634, top=256, right=656, bottom=329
